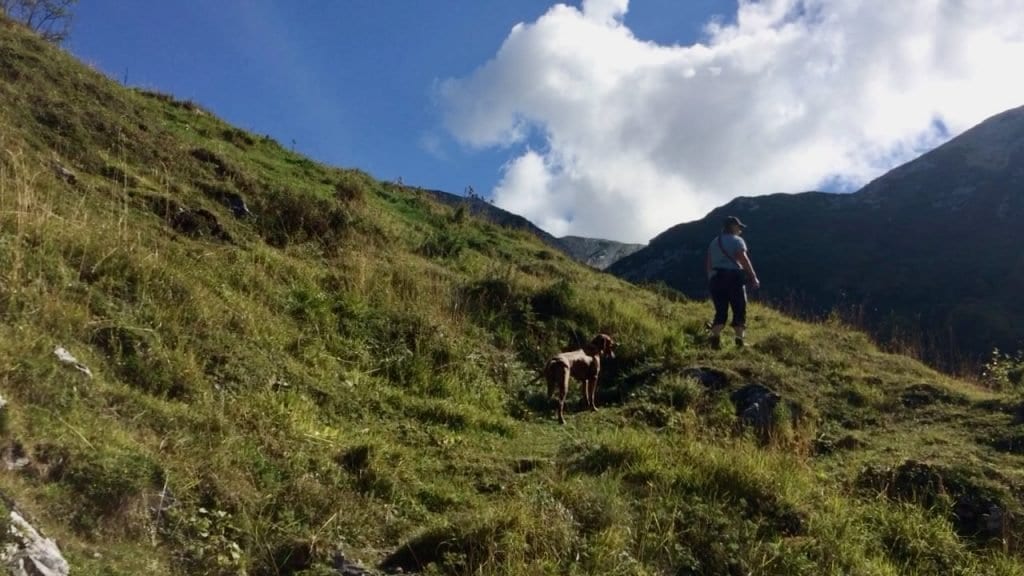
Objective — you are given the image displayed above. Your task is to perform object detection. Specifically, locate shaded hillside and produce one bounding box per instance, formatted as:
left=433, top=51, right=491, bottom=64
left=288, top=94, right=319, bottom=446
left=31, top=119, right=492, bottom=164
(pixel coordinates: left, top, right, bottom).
left=423, top=189, right=643, bottom=269
left=611, top=105, right=1024, bottom=368
left=2, top=15, right=1024, bottom=576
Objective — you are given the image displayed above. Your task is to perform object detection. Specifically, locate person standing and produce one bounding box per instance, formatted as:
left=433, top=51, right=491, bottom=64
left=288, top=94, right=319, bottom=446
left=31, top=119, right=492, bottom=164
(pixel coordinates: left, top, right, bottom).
left=705, top=216, right=760, bottom=349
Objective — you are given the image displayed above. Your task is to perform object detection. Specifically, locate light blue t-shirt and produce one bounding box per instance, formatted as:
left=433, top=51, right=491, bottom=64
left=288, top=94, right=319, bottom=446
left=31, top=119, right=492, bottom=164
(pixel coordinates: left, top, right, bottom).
left=708, top=233, right=747, bottom=274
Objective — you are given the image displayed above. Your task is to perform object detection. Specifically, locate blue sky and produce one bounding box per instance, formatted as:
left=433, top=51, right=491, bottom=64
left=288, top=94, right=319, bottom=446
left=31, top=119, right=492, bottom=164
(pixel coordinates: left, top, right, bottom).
left=67, top=1, right=1024, bottom=242
left=67, top=0, right=730, bottom=201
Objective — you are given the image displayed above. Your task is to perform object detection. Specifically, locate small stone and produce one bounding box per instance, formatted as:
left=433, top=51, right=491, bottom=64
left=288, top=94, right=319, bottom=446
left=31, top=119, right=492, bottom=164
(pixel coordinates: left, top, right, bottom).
left=1, top=442, right=30, bottom=471
left=51, top=162, right=76, bottom=185
left=331, top=552, right=373, bottom=576
left=53, top=346, right=92, bottom=378
left=227, top=195, right=252, bottom=218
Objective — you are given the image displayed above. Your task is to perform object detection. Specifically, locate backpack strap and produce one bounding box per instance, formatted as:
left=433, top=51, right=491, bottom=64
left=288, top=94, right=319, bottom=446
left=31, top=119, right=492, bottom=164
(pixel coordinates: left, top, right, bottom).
left=717, top=234, right=741, bottom=269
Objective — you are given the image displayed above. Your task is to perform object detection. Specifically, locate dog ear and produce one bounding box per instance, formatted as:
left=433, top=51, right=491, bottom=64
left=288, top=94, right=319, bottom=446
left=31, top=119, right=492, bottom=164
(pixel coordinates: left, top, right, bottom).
left=594, top=333, right=614, bottom=355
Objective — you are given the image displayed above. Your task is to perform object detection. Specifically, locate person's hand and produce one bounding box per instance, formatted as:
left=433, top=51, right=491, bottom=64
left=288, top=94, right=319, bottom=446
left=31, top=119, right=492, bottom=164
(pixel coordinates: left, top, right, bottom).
left=749, top=277, right=761, bottom=290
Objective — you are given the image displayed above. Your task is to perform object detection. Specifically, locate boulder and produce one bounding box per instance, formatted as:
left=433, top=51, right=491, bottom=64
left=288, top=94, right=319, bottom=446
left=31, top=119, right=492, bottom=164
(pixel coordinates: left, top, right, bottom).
left=2, top=509, right=70, bottom=576
left=681, top=366, right=730, bottom=391
left=730, top=383, right=782, bottom=432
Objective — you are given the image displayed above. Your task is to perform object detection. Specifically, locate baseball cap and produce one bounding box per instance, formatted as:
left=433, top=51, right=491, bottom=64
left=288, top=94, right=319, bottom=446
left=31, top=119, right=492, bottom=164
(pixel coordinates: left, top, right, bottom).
left=723, top=216, right=747, bottom=229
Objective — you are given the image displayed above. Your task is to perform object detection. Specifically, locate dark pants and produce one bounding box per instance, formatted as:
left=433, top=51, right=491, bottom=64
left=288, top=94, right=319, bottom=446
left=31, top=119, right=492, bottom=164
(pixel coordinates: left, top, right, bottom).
left=710, top=269, right=747, bottom=328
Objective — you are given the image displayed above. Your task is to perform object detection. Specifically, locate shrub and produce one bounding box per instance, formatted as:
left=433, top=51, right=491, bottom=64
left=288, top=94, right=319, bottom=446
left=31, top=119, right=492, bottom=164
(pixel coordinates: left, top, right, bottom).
left=58, top=446, right=162, bottom=531
left=91, top=325, right=189, bottom=398
left=190, top=147, right=245, bottom=181
left=982, top=348, right=1024, bottom=391
left=420, top=229, right=468, bottom=260
left=652, top=373, right=704, bottom=410
left=755, top=333, right=818, bottom=367
left=286, top=285, right=333, bottom=327
left=336, top=444, right=395, bottom=500
left=333, top=169, right=369, bottom=204
left=380, top=502, right=576, bottom=575
left=221, top=127, right=256, bottom=148
left=530, top=279, right=575, bottom=320
left=255, top=189, right=352, bottom=249
left=163, top=505, right=245, bottom=575
left=864, top=502, right=969, bottom=574
left=135, top=88, right=202, bottom=112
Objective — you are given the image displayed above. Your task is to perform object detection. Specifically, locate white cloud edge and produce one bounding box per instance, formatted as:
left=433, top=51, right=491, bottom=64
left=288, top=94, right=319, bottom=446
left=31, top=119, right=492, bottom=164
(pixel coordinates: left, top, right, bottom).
left=441, top=0, right=1024, bottom=243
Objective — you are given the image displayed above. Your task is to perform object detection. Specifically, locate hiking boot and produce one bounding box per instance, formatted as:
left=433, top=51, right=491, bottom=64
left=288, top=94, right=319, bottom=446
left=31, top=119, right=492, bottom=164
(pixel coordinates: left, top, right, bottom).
left=709, top=334, right=721, bottom=350
left=735, top=337, right=745, bottom=348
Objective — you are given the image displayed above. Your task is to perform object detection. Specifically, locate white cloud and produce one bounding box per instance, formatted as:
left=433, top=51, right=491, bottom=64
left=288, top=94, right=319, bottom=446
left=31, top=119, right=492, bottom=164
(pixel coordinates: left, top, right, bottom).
left=581, top=0, right=628, bottom=25
left=440, top=0, right=1024, bottom=243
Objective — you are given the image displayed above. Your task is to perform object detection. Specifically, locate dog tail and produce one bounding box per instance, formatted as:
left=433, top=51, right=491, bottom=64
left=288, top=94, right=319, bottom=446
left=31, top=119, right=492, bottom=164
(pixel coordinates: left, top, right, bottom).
left=529, top=368, right=546, bottom=385
left=532, top=358, right=559, bottom=385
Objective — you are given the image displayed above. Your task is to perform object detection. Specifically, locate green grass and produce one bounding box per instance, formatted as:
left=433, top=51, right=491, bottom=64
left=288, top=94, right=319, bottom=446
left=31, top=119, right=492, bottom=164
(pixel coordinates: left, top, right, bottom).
left=2, top=14, right=1024, bottom=575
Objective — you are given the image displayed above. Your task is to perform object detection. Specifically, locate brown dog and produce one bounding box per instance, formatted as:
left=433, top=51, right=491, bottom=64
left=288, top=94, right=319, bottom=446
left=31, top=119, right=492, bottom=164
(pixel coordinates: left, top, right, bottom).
left=542, top=334, right=616, bottom=424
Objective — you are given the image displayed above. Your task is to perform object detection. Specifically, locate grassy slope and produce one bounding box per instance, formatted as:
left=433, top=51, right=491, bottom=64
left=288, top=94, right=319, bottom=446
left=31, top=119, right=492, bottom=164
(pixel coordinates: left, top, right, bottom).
left=1, top=17, right=1024, bottom=575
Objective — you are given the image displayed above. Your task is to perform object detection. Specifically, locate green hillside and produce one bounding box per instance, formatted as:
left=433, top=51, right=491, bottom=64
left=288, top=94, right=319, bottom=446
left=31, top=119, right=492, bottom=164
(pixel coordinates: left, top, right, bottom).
left=2, top=16, right=1024, bottom=575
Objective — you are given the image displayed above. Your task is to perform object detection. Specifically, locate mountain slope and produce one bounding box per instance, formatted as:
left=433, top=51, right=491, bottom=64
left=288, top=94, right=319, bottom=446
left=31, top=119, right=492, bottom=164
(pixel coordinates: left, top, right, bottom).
left=2, top=15, right=1024, bottom=576
left=611, top=106, right=1024, bottom=367
left=420, top=188, right=563, bottom=249
left=422, top=188, right=643, bottom=269
left=556, top=235, right=644, bottom=270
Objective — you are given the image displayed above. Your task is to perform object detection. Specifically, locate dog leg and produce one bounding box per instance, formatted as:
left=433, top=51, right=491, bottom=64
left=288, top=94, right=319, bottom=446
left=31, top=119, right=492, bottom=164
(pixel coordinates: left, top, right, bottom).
left=587, top=378, right=599, bottom=411
left=557, top=369, right=569, bottom=425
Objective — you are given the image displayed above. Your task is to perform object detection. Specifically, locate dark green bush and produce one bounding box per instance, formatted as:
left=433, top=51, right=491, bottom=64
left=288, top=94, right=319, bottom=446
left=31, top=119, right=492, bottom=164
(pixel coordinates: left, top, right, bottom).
left=421, top=230, right=468, bottom=259
left=530, top=279, right=575, bottom=320
left=59, top=447, right=162, bottom=530
left=91, top=325, right=188, bottom=398
left=255, top=190, right=352, bottom=249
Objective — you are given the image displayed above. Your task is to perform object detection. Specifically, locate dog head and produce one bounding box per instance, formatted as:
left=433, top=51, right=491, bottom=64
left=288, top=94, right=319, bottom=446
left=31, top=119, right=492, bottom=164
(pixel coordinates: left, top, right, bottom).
left=589, top=333, right=616, bottom=358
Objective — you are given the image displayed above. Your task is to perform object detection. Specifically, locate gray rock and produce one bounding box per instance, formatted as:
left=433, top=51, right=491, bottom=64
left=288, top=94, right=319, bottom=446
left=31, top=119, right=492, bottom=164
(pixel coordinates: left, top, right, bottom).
left=331, top=552, right=374, bottom=576
left=730, top=383, right=782, bottom=434
left=2, top=510, right=70, bottom=576
left=54, top=346, right=92, bottom=378
left=51, top=162, right=76, bottom=185
left=226, top=194, right=252, bottom=218
left=1, top=441, right=30, bottom=472
left=680, top=366, right=730, bottom=391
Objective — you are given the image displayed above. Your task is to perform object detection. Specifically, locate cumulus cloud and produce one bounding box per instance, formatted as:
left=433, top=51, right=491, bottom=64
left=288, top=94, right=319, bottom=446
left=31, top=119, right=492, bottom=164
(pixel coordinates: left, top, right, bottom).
left=439, top=0, right=1024, bottom=243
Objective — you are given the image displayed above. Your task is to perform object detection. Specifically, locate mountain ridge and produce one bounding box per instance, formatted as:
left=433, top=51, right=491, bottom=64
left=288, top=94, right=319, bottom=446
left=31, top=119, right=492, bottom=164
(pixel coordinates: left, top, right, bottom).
left=422, top=188, right=644, bottom=269
left=611, top=104, right=1024, bottom=367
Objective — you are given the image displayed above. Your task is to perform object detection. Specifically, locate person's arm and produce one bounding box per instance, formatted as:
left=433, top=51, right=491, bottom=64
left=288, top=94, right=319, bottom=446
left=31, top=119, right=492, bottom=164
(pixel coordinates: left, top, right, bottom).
left=705, top=247, right=712, bottom=279
left=737, top=250, right=760, bottom=289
